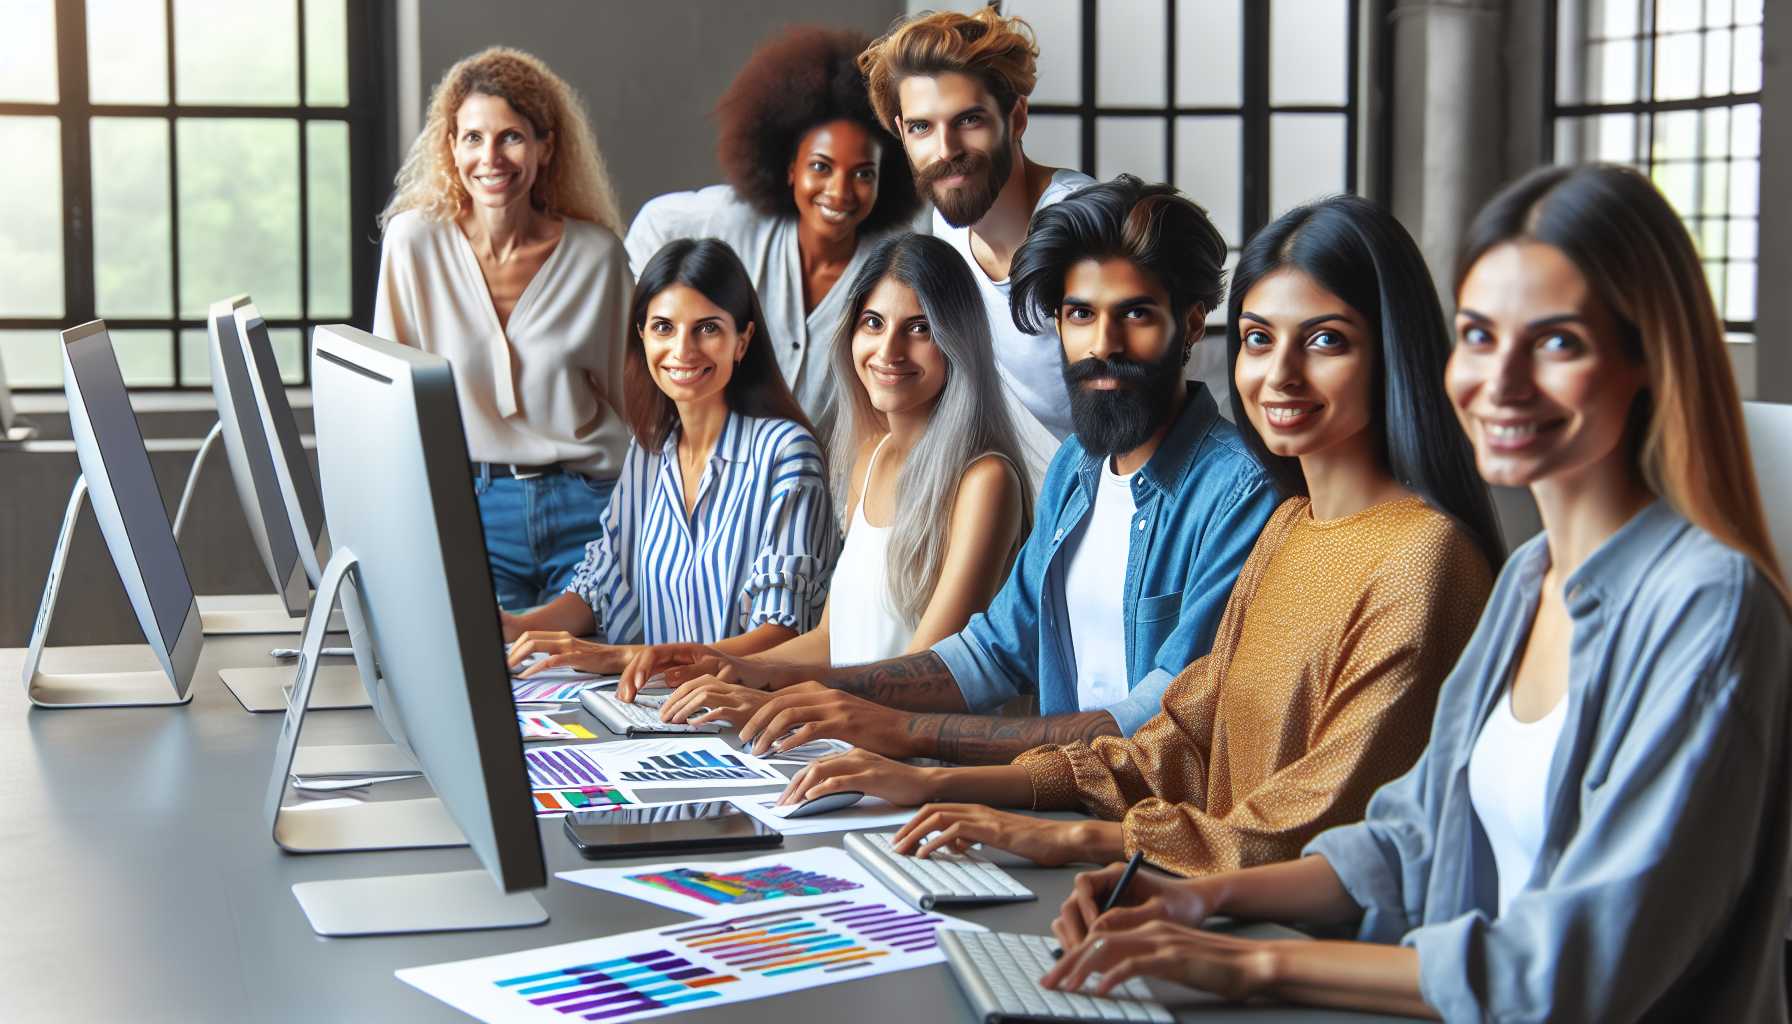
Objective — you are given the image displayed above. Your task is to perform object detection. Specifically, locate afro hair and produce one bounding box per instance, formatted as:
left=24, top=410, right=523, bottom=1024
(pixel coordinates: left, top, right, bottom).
left=716, top=26, right=921, bottom=233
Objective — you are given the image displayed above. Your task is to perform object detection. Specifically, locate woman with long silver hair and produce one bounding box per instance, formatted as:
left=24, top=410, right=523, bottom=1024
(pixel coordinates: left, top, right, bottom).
left=625, top=232, right=1034, bottom=720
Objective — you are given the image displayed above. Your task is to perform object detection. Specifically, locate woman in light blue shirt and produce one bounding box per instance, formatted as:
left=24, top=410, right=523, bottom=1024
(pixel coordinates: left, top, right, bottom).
left=503, top=239, right=841, bottom=675
left=1040, top=165, right=1792, bottom=1021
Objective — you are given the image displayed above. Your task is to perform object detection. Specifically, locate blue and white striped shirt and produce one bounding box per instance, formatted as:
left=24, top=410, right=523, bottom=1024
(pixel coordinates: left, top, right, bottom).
left=566, top=411, right=840, bottom=644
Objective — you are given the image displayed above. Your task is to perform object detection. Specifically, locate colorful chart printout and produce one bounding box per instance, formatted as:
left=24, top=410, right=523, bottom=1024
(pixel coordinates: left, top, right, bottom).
left=532, top=787, right=636, bottom=816
left=628, top=864, right=862, bottom=907
left=523, top=746, right=613, bottom=789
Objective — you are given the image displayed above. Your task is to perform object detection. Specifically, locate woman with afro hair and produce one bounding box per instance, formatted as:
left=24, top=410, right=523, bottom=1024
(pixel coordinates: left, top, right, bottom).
left=625, top=26, right=921, bottom=425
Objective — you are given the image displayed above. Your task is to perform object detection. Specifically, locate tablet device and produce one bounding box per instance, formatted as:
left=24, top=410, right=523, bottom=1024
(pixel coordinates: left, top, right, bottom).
left=563, top=800, right=783, bottom=859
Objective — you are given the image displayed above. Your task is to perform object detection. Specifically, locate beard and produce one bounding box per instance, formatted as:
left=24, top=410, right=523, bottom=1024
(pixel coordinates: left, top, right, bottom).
left=915, top=128, right=1015, bottom=227
left=1060, top=332, right=1189, bottom=457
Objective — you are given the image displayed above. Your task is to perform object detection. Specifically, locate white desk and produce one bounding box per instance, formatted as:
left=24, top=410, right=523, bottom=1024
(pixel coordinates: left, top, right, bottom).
left=0, top=635, right=1413, bottom=1022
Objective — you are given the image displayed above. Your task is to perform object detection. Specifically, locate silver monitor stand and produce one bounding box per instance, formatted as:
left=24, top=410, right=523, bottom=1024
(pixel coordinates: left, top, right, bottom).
left=22, top=476, right=198, bottom=708
left=267, top=546, right=547, bottom=936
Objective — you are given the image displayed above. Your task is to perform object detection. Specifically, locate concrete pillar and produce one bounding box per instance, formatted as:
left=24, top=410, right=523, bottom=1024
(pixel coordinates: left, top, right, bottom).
left=1757, top=0, right=1791, bottom=401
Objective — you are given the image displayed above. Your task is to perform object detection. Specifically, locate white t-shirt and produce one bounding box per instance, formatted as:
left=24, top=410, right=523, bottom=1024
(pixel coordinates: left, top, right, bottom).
left=934, top=167, right=1095, bottom=488
left=1061, top=457, right=1139, bottom=711
left=1468, top=688, right=1569, bottom=916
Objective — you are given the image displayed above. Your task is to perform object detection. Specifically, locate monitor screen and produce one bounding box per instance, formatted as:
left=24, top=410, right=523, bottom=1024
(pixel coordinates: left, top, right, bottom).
left=240, top=313, right=326, bottom=553
left=311, top=325, right=545, bottom=894
left=211, top=304, right=304, bottom=609
left=63, top=325, right=196, bottom=650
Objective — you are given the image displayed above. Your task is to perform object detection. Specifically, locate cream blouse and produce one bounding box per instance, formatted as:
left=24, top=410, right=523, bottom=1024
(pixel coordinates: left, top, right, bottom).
left=372, top=210, right=632, bottom=478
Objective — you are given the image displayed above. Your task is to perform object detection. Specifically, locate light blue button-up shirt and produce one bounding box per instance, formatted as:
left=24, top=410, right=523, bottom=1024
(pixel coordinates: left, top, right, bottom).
left=1307, top=501, right=1792, bottom=1022
left=932, top=384, right=1278, bottom=734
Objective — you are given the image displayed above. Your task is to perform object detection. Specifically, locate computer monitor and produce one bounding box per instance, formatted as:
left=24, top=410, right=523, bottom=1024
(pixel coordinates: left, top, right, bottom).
left=0, top=340, right=37, bottom=442
left=207, top=297, right=308, bottom=617
left=21, top=320, right=201, bottom=707
left=276, top=323, right=545, bottom=935
left=235, top=302, right=330, bottom=584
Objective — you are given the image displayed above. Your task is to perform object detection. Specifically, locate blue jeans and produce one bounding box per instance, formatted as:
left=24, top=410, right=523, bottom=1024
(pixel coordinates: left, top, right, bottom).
left=474, top=468, right=616, bottom=612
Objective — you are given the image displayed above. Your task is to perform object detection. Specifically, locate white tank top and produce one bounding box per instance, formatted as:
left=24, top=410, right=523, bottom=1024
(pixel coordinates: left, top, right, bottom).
left=828, top=436, right=912, bottom=666
left=1467, top=686, right=1569, bottom=916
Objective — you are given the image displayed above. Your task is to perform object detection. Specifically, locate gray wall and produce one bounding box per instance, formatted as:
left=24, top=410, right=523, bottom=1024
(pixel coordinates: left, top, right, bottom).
left=407, top=0, right=907, bottom=222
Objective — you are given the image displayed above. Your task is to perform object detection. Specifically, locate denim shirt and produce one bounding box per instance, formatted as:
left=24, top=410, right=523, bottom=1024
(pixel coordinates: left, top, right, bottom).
left=1307, top=502, right=1792, bottom=1022
left=932, top=384, right=1277, bottom=734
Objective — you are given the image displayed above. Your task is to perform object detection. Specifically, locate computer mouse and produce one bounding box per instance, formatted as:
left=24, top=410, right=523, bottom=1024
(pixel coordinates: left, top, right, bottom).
left=783, top=790, right=865, bottom=818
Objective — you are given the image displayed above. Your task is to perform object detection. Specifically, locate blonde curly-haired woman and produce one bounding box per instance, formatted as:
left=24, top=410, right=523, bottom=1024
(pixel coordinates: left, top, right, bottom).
left=374, top=47, right=630, bottom=610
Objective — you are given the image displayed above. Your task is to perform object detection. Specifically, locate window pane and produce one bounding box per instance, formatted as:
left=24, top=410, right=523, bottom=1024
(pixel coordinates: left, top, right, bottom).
left=92, top=118, right=173, bottom=317
left=111, top=329, right=175, bottom=387
left=1652, top=161, right=1696, bottom=218
left=1727, top=217, right=1757, bottom=262
left=1695, top=218, right=1724, bottom=260
left=1594, top=0, right=1641, bottom=37
left=307, top=120, right=351, bottom=317
left=1097, top=0, right=1166, bottom=106
left=1008, top=0, right=1080, bottom=105
left=1270, top=113, right=1346, bottom=216
left=1729, top=158, right=1758, bottom=217
left=1656, top=0, right=1702, bottom=33
left=1024, top=114, right=1082, bottom=174
left=1175, top=116, right=1242, bottom=244
left=1702, top=28, right=1732, bottom=98
left=1096, top=118, right=1166, bottom=182
left=179, top=327, right=209, bottom=386
left=0, top=117, right=63, bottom=317
left=1733, top=26, right=1762, bottom=93
left=1651, top=109, right=1699, bottom=164
left=270, top=327, right=304, bottom=384
left=1725, top=260, right=1755, bottom=322
left=1555, top=112, right=1640, bottom=164
left=1582, top=38, right=1641, bottom=105
left=1731, top=103, right=1760, bottom=159
left=87, top=0, right=168, bottom=104
left=304, top=0, right=348, bottom=106
left=1736, top=0, right=1764, bottom=26
left=177, top=118, right=300, bottom=317
left=0, top=0, right=58, bottom=102
left=1178, top=0, right=1242, bottom=107
left=1699, top=159, right=1730, bottom=216
left=0, top=331, right=63, bottom=389
left=173, top=0, right=298, bottom=105
left=1653, top=32, right=1700, bottom=101
left=1271, top=0, right=1349, bottom=106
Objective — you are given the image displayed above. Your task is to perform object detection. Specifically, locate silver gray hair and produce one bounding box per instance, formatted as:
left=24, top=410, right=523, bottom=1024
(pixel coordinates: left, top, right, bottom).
left=828, top=233, right=1035, bottom=626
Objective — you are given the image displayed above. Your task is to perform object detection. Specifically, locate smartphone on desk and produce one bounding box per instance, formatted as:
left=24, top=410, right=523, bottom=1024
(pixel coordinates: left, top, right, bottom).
left=563, top=800, right=783, bottom=859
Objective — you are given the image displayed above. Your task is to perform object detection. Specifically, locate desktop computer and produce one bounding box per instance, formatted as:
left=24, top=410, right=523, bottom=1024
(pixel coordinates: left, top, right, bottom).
left=202, top=297, right=366, bottom=712
left=267, top=323, right=547, bottom=936
left=21, top=320, right=202, bottom=707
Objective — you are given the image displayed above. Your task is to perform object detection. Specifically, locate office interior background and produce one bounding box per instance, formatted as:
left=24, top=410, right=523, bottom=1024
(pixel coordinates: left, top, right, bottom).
left=0, top=0, right=1784, bottom=646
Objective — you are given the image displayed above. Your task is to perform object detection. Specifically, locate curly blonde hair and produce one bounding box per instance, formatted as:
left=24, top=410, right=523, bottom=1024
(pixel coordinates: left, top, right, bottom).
left=380, top=47, right=622, bottom=234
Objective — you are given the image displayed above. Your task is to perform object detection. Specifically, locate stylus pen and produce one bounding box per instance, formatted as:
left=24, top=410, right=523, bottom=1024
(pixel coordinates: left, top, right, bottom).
left=1052, top=850, right=1147, bottom=958
left=270, top=646, right=355, bottom=659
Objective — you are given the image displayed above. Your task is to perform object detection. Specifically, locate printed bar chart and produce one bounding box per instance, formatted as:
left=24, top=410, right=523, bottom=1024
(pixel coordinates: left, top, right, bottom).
left=525, top=747, right=613, bottom=788
left=663, top=899, right=950, bottom=979
left=495, top=949, right=738, bottom=1021
left=512, top=679, right=607, bottom=703
left=533, top=787, right=635, bottom=815
left=615, top=749, right=780, bottom=785
left=627, top=865, right=862, bottom=906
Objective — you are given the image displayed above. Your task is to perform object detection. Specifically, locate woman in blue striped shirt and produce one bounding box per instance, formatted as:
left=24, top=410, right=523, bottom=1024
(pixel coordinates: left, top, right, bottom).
left=503, top=238, right=841, bottom=674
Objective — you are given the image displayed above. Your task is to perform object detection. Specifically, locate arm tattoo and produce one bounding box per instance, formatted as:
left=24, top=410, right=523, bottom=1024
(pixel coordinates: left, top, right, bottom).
left=824, top=652, right=968, bottom=711
left=903, top=710, right=1122, bottom=766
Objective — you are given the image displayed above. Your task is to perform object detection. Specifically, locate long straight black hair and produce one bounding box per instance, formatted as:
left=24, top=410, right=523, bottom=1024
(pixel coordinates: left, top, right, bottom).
left=1226, top=194, right=1504, bottom=568
left=623, top=238, right=816, bottom=449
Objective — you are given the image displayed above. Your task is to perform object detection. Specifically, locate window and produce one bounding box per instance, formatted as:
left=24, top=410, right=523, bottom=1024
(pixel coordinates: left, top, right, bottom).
left=0, top=0, right=389, bottom=391
left=1549, top=0, right=1764, bottom=341
left=1016, top=0, right=1361, bottom=328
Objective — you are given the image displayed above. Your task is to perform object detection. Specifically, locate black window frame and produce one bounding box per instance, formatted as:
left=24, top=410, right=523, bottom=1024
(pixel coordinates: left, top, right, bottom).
left=0, top=0, right=394, bottom=390
left=1543, top=0, right=1764, bottom=338
left=1028, top=0, right=1361, bottom=285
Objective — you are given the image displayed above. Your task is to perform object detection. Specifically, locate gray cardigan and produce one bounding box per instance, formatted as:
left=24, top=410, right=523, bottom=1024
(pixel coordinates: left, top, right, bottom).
left=1307, top=501, right=1792, bottom=1022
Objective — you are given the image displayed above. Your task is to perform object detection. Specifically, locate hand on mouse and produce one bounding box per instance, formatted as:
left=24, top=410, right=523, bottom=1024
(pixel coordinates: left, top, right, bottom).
left=776, top=749, right=939, bottom=808
left=888, top=805, right=1124, bottom=868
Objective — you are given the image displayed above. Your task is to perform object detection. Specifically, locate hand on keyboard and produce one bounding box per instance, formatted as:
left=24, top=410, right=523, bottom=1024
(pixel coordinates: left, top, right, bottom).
left=1041, top=917, right=1268, bottom=1004
left=654, top=676, right=826, bottom=726
left=508, top=631, right=637, bottom=677
left=890, top=804, right=1125, bottom=869
left=1052, top=860, right=1212, bottom=951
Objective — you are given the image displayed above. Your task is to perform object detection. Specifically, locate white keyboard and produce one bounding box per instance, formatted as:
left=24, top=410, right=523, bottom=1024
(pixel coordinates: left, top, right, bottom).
left=579, top=690, right=720, bottom=735
left=843, top=831, right=1034, bottom=910
left=941, top=930, right=1174, bottom=1024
